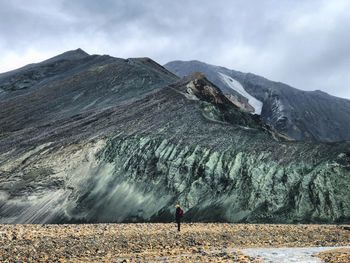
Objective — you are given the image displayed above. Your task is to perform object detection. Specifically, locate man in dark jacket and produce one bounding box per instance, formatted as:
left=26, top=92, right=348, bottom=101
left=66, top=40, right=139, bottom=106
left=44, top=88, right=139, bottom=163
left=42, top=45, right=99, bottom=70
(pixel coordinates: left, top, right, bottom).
left=175, top=203, right=184, bottom=232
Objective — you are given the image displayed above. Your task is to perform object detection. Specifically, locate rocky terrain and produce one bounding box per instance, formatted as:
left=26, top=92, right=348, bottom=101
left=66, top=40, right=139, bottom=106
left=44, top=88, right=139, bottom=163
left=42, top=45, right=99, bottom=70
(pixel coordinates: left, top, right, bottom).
left=0, top=223, right=349, bottom=262
left=0, top=49, right=350, bottom=224
left=165, top=60, right=350, bottom=142
left=317, top=247, right=350, bottom=263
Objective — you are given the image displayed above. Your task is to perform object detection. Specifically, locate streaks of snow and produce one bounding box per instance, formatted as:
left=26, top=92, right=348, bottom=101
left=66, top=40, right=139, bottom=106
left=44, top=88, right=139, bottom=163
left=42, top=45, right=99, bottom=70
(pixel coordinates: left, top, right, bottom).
left=219, top=72, right=263, bottom=115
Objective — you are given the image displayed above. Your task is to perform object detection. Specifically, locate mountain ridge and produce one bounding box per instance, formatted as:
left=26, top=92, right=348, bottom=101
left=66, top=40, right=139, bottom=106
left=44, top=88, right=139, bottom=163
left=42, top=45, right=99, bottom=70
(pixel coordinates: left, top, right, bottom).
left=165, top=60, right=350, bottom=142
left=168, top=60, right=341, bottom=98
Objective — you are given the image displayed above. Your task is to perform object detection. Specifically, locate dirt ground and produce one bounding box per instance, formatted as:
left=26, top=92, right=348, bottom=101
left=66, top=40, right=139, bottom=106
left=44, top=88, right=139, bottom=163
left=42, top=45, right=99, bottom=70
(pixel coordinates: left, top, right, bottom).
left=0, top=223, right=349, bottom=262
left=317, top=247, right=350, bottom=263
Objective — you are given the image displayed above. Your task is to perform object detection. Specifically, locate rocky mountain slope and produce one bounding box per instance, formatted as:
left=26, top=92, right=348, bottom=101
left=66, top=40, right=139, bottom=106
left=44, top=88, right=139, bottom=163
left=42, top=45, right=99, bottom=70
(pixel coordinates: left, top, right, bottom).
left=0, top=49, right=177, bottom=132
left=0, top=50, right=349, bottom=224
left=165, top=60, right=350, bottom=142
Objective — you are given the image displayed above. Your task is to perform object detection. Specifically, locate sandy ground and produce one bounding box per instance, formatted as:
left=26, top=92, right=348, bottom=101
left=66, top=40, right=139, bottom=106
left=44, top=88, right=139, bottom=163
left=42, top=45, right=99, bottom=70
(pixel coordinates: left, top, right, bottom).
left=0, top=223, right=349, bottom=262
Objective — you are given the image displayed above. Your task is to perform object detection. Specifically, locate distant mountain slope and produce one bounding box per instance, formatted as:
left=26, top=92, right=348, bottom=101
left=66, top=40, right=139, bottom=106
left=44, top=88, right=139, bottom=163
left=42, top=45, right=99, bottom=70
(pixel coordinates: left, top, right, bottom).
left=0, top=50, right=178, bottom=132
left=165, top=60, right=350, bottom=142
left=0, top=50, right=349, bottom=224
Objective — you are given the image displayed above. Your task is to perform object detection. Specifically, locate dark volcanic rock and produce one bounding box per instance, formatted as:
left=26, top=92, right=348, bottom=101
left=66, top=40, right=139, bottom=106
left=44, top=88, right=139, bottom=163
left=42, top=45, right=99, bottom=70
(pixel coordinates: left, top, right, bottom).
left=0, top=50, right=349, bottom=224
left=164, top=60, right=350, bottom=142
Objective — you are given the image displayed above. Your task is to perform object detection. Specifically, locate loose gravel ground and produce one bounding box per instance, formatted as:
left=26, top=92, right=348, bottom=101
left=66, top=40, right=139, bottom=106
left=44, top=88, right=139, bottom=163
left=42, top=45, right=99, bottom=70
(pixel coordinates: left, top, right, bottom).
left=0, top=223, right=349, bottom=262
left=317, top=247, right=350, bottom=263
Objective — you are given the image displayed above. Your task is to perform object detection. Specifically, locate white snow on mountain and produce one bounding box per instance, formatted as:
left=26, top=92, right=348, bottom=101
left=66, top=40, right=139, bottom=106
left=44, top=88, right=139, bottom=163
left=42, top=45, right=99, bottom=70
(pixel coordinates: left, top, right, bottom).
left=219, top=72, right=263, bottom=115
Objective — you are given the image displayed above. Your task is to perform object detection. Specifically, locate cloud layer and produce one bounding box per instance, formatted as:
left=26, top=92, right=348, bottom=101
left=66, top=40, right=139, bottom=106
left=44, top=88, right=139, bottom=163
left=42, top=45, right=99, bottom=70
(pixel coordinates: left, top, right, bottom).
left=1, top=0, right=349, bottom=99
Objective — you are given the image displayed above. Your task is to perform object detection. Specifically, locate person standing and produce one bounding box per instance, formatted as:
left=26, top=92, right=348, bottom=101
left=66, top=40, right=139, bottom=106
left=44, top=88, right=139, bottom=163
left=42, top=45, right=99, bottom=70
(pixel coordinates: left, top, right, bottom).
left=175, top=203, right=184, bottom=232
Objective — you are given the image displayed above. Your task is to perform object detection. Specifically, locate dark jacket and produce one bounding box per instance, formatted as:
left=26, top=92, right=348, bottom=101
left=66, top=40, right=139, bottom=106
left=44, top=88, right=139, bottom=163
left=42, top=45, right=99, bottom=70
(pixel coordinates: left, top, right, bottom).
left=175, top=207, right=183, bottom=221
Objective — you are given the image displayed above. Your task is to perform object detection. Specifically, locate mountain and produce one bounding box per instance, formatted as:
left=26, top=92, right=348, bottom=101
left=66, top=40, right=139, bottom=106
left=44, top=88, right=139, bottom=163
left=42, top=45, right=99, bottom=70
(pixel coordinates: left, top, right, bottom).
left=0, top=50, right=349, bottom=224
left=164, top=60, right=350, bottom=142
left=0, top=50, right=177, bottom=132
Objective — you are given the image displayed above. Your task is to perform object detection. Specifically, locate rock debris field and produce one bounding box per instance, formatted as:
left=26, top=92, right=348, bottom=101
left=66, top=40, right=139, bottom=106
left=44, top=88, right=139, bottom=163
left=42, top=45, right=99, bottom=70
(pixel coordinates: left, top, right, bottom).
left=0, top=223, right=349, bottom=262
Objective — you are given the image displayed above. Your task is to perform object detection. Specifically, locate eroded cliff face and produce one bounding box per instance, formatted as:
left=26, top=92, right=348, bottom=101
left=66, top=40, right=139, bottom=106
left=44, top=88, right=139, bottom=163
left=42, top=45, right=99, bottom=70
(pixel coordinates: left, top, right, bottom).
left=99, top=135, right=350, bottom=223
left=1, top=51, right=349, bottom=224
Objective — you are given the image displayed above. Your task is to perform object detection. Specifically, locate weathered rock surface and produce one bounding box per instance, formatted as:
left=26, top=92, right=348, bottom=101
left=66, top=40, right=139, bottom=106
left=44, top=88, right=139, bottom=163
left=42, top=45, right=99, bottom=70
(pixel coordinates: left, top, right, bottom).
left=0, top=50, right=349, bottom=223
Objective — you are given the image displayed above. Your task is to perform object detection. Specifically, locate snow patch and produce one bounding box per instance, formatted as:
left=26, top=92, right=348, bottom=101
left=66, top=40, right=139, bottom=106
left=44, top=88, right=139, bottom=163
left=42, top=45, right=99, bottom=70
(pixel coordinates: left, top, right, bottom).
left=219, top=72, right=263, bottom=115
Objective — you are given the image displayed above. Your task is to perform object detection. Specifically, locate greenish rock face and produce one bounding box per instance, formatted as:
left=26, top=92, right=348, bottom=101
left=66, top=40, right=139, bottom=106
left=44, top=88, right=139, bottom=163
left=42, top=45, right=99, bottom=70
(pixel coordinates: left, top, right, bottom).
left=0, top=50, right=349, bottom=224
left=91, top=135, right=349, bottom=223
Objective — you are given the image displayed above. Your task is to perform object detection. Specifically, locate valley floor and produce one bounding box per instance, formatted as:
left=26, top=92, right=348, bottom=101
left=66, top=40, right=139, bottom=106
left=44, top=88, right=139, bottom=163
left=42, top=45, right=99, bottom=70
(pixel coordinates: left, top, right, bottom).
left=0, top=223, right=349, bottom=262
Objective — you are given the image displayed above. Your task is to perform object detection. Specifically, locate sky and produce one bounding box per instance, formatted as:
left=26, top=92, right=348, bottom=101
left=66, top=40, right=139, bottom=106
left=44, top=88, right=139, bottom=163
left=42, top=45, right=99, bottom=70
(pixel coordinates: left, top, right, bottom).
left=1, top=0, right=350, bottom=99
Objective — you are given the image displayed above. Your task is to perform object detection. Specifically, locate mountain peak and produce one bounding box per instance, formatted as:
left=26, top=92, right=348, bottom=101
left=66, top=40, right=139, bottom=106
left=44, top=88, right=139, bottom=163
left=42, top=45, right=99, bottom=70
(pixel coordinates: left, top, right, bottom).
left=61, top=48, right=89, bottom=57
left=43, top=48, right=90, bottom=64
left=75, top=48, right=88, bottom=54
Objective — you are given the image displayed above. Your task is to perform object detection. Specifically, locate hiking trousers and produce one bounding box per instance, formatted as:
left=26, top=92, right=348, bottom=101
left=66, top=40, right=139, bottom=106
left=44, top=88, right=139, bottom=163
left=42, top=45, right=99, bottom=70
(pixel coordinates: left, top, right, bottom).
left=176, top=219, right=181, bottom=231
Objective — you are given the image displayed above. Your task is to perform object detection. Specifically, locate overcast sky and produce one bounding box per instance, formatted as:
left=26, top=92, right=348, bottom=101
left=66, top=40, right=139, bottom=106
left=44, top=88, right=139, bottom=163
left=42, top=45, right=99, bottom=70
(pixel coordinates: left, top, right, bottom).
left=1, top=0, right=349, bottom=99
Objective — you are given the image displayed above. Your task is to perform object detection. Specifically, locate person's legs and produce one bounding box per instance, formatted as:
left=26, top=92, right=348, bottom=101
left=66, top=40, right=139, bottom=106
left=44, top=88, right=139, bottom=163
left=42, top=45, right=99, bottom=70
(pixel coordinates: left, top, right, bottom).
left=177, top=219, right=180, bottom=231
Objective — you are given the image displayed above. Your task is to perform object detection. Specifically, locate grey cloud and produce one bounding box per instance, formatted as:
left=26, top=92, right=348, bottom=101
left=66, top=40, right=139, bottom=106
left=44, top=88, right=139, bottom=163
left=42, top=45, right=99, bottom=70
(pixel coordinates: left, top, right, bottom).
left=0, top=0, right=349, bottom=99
